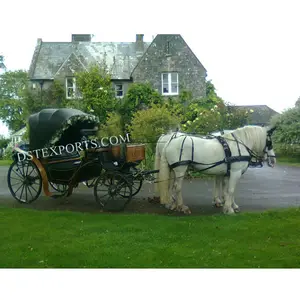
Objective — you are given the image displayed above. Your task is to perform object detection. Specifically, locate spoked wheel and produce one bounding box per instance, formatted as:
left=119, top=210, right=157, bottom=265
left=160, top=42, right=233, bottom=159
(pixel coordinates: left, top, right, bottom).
left=121, top=173, right=143, bottom=198
left=94, top=171, right=132, bottom=211
left=7, top=160, right=42, bottom=203
left=82, top=178, right=97, bottom=187
left=49, top=182, right=68, bottom=193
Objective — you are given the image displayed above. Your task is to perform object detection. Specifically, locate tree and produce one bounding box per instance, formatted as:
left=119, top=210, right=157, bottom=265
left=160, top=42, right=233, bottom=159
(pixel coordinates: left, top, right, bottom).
left=0, top=135, right=10, bottom=148
left=0, top=70, right=28, bottom=100
left=270, top=106, right=300, bottom=144
left=126, top=104, right=181, bottom=152
left=0, top=70, right=28, bottom=131
left=195, top=80, right=225, bottom=109
left=119, top=82, right=163, bottom=126
left=72, top=64, right=118, bottom=123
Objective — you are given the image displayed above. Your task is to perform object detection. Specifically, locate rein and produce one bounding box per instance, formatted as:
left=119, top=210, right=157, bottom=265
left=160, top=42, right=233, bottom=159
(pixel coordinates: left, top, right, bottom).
left=223, top=132, right=276, bottom=167
left=166, top=129, right=276, bottom=175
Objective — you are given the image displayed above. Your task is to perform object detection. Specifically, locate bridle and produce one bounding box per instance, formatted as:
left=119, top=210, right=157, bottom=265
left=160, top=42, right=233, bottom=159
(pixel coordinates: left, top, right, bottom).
left=225, top=129, right=276, bottom=168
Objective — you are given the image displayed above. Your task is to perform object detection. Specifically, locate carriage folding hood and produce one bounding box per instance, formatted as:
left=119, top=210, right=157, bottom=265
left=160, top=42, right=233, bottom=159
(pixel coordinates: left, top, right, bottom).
left=28, top=108, right=100, bottom=151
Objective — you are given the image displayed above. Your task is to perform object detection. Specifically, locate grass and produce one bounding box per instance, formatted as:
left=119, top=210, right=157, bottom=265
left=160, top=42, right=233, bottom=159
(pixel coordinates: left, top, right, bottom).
left=276, top=156, right=300, bottom=167
left=1, top=205, right=300, bottom=268
left=0, top=159, right=12, bottom=166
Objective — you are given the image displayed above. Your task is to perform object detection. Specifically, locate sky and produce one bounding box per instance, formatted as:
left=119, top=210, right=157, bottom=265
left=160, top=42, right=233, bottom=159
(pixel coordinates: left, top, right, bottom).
left=1, top=0, right=300, bottom=137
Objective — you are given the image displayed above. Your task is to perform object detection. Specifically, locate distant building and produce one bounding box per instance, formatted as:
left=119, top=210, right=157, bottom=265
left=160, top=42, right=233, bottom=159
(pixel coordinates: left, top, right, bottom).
left=227, top=105, right=279, bottom=126
left=27, top=34, right=207, bottom=100
left=7, top=127, right=27, bottom=148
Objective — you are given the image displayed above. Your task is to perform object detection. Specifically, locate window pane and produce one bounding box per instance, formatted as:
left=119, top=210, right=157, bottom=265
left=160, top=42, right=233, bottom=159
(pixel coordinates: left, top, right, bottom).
left=171, top=73, right=177, bottom=83
left=162, top=73, right=168, bottom=84
left=116, top=84, right=122, bottom=91
left=171, top=84, right=178, bottom=94
left=117, top=91, right=123, bottom=97
left=163, top=84, right=169, bottom=93
left=67, top=78, right=73, bottom=87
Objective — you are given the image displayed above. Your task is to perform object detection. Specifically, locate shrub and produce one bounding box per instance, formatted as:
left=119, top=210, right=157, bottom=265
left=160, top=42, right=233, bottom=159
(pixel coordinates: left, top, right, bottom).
left=98, top=112, right=125, bottom=138
left=127, top=104, right=182, bottom=152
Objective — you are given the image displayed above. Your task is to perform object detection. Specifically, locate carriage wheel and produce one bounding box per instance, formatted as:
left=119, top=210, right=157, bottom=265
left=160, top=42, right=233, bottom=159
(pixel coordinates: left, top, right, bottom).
left=83, top=178, right=97, bottom=187
left=49, top=182, right=68, bottom=193
left=94, top=171, right=132, bottom=210
left=7, top=160, right=42, bottom=204
left=121, top=174, right=143, bottom=198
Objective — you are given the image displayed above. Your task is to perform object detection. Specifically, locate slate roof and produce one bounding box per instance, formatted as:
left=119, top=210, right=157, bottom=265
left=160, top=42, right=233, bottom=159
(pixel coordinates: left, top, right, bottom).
left=228, top=105, right=280, bottom=125
left=29, top=40, right=151, bottom=80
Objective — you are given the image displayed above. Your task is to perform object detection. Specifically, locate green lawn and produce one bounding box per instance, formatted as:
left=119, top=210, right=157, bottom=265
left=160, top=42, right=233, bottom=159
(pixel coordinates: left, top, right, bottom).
left=0, top=160, right=12, bottom=166
left=1, top=206, right=300, bottom=268
left=276, top=157, right=300, bottom=167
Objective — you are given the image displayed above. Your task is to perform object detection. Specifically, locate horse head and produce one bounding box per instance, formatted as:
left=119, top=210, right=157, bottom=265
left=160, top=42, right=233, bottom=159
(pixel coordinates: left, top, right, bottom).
left=264, top=125, right=277, bottom=167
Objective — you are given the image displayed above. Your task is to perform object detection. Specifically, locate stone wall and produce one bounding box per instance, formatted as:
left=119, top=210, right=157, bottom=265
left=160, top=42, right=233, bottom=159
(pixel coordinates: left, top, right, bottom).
left=131, top=34, right=207, bottom=100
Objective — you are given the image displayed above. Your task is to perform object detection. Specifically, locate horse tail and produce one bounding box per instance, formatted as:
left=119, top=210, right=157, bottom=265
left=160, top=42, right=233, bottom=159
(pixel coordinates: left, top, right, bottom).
left=154, top=137, right=161, bottom=194
left=158, top=142, right=171, bottom=205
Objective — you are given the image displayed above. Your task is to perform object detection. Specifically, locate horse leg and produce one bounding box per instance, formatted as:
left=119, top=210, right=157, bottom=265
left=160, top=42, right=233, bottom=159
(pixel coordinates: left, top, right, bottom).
left=223, top=175, right=239, bottom=212
left=165, top=169, right=177, bottom=211
left=221, top=176, right=228, bottom=204
left=213, top=175, right=223, bottom=207
left=222, top=171, right=241, bottom=215
left=173, top=166, right=191, bottom=214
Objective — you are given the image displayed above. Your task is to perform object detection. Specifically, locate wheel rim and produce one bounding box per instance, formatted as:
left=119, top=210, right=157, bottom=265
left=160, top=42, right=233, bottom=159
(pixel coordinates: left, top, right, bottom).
left=7, top=160, right=42, bottom=203
left=94, top=172, right=132, bottom=209
left=49, top=182, right=68, bottom=193
left=121, top=175, right=143, bottom=198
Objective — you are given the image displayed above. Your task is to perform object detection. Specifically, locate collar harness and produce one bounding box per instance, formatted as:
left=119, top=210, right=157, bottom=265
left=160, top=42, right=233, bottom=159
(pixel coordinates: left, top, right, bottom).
left=167, top=132, right=275, bottom=177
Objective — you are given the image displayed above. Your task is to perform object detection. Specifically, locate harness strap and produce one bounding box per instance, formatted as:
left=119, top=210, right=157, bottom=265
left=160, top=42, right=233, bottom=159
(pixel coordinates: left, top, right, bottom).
left=179, top=136, right=187, bottom=161
left=169, top=135, right=251, bottom=177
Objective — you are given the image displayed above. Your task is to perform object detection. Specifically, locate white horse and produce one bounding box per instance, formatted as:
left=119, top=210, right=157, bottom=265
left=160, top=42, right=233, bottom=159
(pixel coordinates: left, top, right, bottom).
left=157, top=125, right=277, bottom=215
left=153, top=129, right=233, bottom=208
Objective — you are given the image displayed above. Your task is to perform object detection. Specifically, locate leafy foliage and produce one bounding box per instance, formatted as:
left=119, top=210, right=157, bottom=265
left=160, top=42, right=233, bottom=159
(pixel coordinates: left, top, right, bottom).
left=119, top=82, right=163, bottom=126
left=270, top=106, right=300, bottom=144
left=127, top=104, right=181, bottom=152
left=0, top=135, right=10, bottom=148
left=0, top=70, right=28, bottom=131
left=72, top=64, right=118, bottom=123
left=0, top=99, right=25, bottom=131
left=0, top=70, right=28, bottom=100
left=98, top=112, right=125, bottom=138
left=181, top=104, right=252, bottom=135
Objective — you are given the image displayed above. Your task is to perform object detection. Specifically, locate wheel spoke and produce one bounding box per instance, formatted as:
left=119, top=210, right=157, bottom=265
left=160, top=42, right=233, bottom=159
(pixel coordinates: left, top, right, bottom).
left=12, top=169, right=24, bottom=180
left=14, top=183, right=24, bottom=194
left=8, top=160, right=42, bottom=204
left=19, top=184, right=25, bottom=200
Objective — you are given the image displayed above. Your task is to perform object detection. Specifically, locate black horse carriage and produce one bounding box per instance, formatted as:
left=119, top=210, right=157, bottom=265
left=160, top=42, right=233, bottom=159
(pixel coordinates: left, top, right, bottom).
left=7, top=108, right=155, bottom=211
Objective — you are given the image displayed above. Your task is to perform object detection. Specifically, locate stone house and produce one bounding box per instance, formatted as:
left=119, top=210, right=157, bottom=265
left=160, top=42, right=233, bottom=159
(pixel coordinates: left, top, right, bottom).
left=27, top=34, right=207, bottom=101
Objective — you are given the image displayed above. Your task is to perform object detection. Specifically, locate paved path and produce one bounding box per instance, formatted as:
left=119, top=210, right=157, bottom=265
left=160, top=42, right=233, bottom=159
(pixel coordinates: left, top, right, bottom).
left=0, top=164, right=300, bottom=215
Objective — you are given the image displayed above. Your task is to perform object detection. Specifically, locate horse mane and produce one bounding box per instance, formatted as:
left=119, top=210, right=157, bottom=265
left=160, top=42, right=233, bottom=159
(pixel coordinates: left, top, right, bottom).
left=222, top=125, right=267, bottom=154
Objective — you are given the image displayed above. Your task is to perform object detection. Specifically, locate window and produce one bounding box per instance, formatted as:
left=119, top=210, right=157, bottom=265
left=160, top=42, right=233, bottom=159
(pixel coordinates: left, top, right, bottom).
left=115, top=84, right=123, bottom=98
left=161, top=73, right=179, bottom=95
left=66, top=77, right=79, bottom=99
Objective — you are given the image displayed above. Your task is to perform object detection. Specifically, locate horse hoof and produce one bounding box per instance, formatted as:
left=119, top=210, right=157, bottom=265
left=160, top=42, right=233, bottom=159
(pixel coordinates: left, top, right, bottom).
left=234, top=208, right=240, bottom=213
left=214, top=203, right=223, bottom=208
left=181, top=206, right=191, bottom=214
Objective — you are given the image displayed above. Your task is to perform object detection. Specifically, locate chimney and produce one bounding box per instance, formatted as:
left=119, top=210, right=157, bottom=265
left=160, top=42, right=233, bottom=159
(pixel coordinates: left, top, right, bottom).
left=136, top=34, right=144, bottom=42
left=135, top=34, right=144, bottom=56
left=72, top=34, right=92, bottom=42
